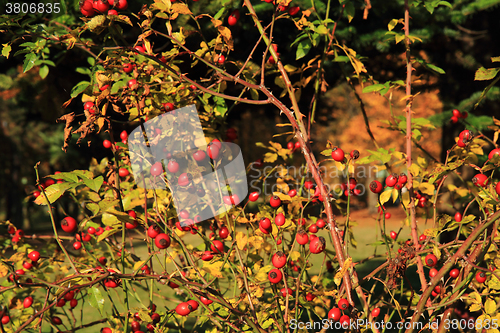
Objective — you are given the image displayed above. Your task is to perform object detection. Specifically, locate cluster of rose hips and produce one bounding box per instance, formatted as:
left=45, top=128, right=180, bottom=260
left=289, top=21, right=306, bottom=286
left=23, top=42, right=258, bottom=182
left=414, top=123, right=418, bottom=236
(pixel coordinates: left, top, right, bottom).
left=326, top=297, right=374, bottom=326
left=130, top=306, right=162, bottom=332
left=370, top=172, right=408, bottom=195
left=6, top=224, right=25, bottom=244
left=450, top=109, right=468, bottom=124
left=424, top=252, right=488, bottom=298
left=79, top=0, right=128, bottom=17
left=6, top=250, right=40, bottom=288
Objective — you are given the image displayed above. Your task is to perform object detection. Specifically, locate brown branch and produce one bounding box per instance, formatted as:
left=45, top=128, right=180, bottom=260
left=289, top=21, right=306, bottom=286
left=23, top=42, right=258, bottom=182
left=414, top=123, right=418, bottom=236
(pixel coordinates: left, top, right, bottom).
left=403, top=0, right=431, bottom=311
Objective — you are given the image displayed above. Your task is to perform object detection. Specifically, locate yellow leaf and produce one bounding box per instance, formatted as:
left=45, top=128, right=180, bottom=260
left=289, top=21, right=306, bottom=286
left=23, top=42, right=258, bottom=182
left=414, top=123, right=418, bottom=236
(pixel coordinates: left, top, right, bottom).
left=273, top=192, right=291, bottom=202
left=419, top=183, right=435, bottom=196
left=323, top=290, right=337, bottom=297
left=335, top=161, right=346, bottom=171
left=202, top=260, right=224, bottom=278
left=263, top=152, right=278, bottom=163
left=248, top=236, right=264, bottom=250
left=9, top=252, right=24, bottom=262
left=334, top=258, right=352, bottom=286
left=255, top=265, right=272, bottom=282
left=171, top=3, right=192, bottom=15
left=0, top=263, right=8, bottom=277
left=391, top=188, right=399, bottom=203
left=236, top=232, right=248, bottom=250
left=379, top=190, right=392, bottom=206
left=401, top=190, right=410, bottom=208
left=290, top=251, right=301, bottom=261
left=314, top=306, right=326, bottom=317
left=424, top=228, right=438, bottom=237
left=133, top=261, right=145, bottom=271
left=485, top=298, right=496, bottom=314
left=217, top=26, right=233, bottom=51
left=409, top=163, right=420, bottom=177
left=276, top=178, right=289, bottom=193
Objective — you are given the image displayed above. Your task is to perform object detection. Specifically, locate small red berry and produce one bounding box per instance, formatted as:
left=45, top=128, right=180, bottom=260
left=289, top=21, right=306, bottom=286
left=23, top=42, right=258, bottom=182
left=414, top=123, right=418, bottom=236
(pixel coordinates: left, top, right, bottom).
left=207, top=143, right=220, bottom=160
left=1, top=316, right=10, bottom=325
left=61, top=217, right=77, bottom=233
left=275, top=213, right=285, bottom=226
left=288, top=6, right=300, bottom=15
left=219, top=226, right=229, bottom=239
left=371, top=307, right=380, bottom=318
left=118, top=168, right=129, bottom=177
left=128, top=79, right=138, bottom=89
left=328, top=307, right=341, bottom=321
left=472, top=174, right=488, bottom=187
left=28, top=250, right=40, bottom=262
left=454, top=212, right=462, bottom=222
left=309, top=236, right=325, bottom=254
left=386, top=173, right=398, bottom=187
left=449, top=268, right=459, bottom=278
left=178, top=173, right=191, bottom=186
left=73, top=241, right=82, bottom=250
left=308, top=224, right=318, bottom=233
left=488, top=148, right=500, bottom=160
left=331, top=147, right=344, bottom=162
left=370, top=180, right=383, bottom=193
left=52, top=316, right=63, bottom=325
left=425, top=253, right=437, bottom=267
left=123, top=63, right=134, bottom=73
left=429, top=268, right=438, bottom=278
left=167, top=160, right=179, bottom=173
left=338, top=298, right=349, bottom=310
left=155, top=233, right=171, bottom=249
left=385, top=212, right=391, bottom=219
left=272, top=251, right=287, bottom=269
left=475, top=271, right=487, bottom=283
left=316, top=219, right=325, bottom=228
left=227, top=9, right=240, bottom=26
left=339, top=315, right=350, bottom=326
left=23, top=296, right=33, bottom=308
left=389, top=231, right=397, bottom=240
left=268, top=268, right=282, bottom=284
left=175, top=302, right=190, bottom=316
left=187, top=300, right=199, bottom=311
left=211, top=240, right=224, bottom=254
left=200, top=296, right=212, bottom=305
left=288, top=189, right=297, bottom=197
left=296, top=229, right=309, bottom=245
left=248, top=192, right=259, bottom=202
left=269, top=195, right=281, bottom=208
left=103, top=139, right=112, bottom=149
left=280, top=287, right=293, bottom=297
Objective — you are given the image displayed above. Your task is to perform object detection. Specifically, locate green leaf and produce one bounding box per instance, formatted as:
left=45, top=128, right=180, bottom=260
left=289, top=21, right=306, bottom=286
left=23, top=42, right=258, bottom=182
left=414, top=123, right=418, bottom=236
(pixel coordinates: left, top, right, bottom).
left=296, top=39, right=311, bottom=60
left=71, top=81, right=90, bottom=98
left=492, top=56, right=500, bottom=63
left=86, top=203, right=100, bottom=216
left=23, top=53, right=37, bottom=73
left=213, top=7, right=225, bottom=20
left=344, top=1, right=355, bottom=22
left=82, top=175, right=104, bottom=192
left=49, top=172, right=79, bottom=183
left=315, top=25, right=328, bottom=35
left=39, top=65, right=49, bottom=79
left=2, top=44, right=11, bottom=58
left=425, top=63, right=445, bottom=74
left=475, top=67, right=500, bottom=81
left=34, top=183, right=72, bottom=205
left=87, top=286, right=104, bottom=315
left=362, top=84, right=385, bottom=93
